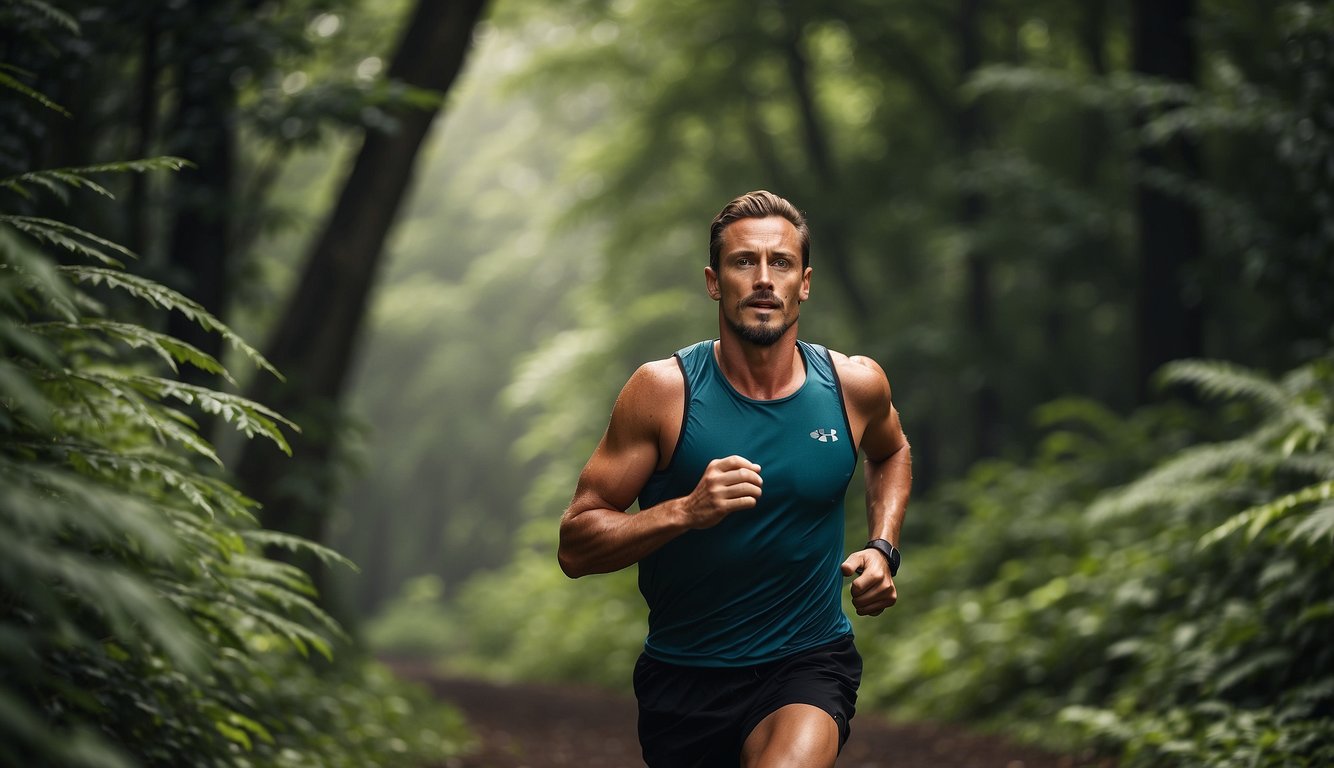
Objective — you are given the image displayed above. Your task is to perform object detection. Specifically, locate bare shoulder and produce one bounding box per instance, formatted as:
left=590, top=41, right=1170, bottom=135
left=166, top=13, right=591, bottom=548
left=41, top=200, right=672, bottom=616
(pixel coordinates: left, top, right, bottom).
left=828, top=349, right=893, bottom=411
left=609, top=357, right=686, bottom=439
left=828, top=349, right=906, bottom=459
left=619, top=357, right=685, bottom=408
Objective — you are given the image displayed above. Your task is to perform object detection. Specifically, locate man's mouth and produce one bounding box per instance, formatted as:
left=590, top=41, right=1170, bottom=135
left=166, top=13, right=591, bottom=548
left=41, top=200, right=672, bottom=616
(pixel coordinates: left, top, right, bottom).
left=744, top=294, right=781, bottom=310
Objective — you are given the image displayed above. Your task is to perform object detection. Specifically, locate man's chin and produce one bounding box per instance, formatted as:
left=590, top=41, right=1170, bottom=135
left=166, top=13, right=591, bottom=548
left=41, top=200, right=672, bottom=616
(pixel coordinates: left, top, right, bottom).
left=728, top=319, right=788, bottom=347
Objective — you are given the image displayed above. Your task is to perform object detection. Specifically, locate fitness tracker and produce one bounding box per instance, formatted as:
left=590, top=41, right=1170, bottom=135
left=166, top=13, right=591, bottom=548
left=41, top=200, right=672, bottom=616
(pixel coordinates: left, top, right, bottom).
left=864, top=539, right=901, bottom=577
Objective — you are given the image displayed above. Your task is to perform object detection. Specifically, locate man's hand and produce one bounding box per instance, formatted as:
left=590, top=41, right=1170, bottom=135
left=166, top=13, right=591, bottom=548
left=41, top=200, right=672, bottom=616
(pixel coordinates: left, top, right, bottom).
left=840, top=549, right=898, bottom=616
left=680, top=455, right=763, bottom=529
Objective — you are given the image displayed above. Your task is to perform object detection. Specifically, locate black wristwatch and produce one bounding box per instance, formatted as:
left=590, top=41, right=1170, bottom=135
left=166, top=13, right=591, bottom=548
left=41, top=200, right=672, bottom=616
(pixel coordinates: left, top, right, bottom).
left=864, top=539, right=901, bottom=577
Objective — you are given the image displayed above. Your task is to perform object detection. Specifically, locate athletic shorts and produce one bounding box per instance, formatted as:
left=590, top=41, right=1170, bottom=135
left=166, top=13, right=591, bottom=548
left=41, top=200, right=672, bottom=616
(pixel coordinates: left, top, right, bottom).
left=632, top=635, right=862, bottom=768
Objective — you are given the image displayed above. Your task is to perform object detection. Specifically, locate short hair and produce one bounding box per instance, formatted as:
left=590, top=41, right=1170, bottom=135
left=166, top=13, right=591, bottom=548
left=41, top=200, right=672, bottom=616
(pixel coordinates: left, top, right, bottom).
left=708, top=190, right=810, bottom=272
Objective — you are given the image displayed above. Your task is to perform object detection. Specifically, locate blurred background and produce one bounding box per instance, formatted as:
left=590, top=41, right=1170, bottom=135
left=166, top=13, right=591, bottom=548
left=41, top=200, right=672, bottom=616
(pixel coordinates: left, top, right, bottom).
left=2, top=0, right=1331, bottom=766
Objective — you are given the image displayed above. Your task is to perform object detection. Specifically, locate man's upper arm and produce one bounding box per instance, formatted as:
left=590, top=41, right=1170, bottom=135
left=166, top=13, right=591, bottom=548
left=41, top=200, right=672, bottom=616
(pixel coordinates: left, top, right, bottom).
left=568, top=359, right=681, bottom=515
left=841, top=354, right=908, bottom=462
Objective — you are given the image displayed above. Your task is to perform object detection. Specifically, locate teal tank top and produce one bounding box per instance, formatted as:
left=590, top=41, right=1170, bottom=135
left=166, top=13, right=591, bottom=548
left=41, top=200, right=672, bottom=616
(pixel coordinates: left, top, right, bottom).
left=637, top=339, right=857, bottom=666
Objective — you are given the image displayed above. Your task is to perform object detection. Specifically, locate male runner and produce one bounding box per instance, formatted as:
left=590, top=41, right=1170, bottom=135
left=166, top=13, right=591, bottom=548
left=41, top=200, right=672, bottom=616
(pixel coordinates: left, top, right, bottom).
left=558, top=190, right=912, bottom=767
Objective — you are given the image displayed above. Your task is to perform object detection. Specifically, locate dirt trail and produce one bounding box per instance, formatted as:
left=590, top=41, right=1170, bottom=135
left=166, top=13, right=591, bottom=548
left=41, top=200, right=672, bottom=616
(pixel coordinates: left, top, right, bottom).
left=390, top=663, right=1111, bottom=768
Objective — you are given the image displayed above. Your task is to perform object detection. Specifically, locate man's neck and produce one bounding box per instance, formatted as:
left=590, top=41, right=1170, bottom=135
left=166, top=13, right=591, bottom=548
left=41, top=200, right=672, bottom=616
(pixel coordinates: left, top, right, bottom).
left=713, top=330, right=805, bottom=400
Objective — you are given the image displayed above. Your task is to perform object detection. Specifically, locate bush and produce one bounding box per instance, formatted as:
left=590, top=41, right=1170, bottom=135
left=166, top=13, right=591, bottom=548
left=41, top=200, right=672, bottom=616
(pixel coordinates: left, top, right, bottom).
left=0, top=156, right=470, bottom=765
left=857, top=358, right=1334, bottom=764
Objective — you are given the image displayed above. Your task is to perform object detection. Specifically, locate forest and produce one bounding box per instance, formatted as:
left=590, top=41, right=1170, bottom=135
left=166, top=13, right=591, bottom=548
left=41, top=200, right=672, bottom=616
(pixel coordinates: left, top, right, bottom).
left=1, top=0, right=1331, bottom=766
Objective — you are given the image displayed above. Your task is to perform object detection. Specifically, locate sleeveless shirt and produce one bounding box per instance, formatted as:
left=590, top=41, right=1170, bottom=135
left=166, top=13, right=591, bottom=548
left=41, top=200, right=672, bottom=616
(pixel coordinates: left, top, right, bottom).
left=636, top=339, right=857, bottom=667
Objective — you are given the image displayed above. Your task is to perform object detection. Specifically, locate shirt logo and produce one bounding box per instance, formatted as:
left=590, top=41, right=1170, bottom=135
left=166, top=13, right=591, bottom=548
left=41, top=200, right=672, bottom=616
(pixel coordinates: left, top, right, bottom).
left=809, top=428, right=839, bottom=443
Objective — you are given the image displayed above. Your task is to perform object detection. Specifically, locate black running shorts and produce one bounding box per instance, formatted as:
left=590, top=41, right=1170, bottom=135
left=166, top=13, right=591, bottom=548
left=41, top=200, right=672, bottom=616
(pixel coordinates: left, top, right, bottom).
left=632, top=635, right=862, bottom=768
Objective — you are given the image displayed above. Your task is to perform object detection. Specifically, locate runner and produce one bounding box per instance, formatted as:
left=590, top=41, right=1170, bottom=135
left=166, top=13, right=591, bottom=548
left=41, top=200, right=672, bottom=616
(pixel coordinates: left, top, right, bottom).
left=558, top=190, right=912, bottom=767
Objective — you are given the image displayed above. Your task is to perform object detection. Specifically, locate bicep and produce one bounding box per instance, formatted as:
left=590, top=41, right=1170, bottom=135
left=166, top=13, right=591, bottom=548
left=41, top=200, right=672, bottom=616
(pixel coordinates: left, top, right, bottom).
left=569, top=427, right=658, bottom=516
left=566, top=362, right=677, bottom=517
left=843, top=355, right=908, bottom=462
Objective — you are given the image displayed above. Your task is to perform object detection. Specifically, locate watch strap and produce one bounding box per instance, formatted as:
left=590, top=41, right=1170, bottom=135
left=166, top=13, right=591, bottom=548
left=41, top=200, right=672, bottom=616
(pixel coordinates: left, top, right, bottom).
left=864, top=539, right=900, bottom=577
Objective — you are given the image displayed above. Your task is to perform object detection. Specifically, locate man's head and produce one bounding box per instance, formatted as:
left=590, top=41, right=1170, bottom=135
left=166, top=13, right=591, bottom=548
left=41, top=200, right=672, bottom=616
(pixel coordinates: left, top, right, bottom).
left=706, top=191, right=812, bottom=348
left=708, top=190, right=810, bottom=273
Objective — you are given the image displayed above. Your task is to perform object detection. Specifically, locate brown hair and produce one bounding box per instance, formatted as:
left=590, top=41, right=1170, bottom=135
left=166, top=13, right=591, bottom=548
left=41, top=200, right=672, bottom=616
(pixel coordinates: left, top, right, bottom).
left=708, top=190, right=810, bottom=272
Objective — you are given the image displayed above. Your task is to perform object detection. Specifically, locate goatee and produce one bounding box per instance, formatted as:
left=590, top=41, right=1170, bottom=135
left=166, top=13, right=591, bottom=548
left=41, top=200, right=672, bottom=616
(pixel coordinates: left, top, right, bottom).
left=727, top=316, right=791, bottom=347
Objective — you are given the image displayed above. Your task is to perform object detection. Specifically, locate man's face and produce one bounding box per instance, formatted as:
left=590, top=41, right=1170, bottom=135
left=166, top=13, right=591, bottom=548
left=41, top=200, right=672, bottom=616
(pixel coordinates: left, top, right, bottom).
left=706, top=216, right=811, bottom=347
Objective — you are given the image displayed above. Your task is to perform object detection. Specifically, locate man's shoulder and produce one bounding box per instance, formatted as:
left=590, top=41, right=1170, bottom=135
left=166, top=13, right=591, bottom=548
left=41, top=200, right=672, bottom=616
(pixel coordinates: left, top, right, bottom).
left=824, top=347, right=892, bottom=404
left=622, top=355, right=687, bottom=402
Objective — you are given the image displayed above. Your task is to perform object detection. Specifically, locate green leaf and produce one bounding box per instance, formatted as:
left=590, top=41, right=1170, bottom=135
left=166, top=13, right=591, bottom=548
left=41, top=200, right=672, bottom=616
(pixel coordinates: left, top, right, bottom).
left=32, top=319, right=237, bottom=384
left=1288, top=505, right=1334, bottom=546
left=4, top=1, right=79, bottom=33
left=59, top=266, right=283, bottom=379
left=243, top=529, right=360, bottom=573
left=0, top=216, right=133, bottom=267
left=0, top=157, right=192, bottom=200
left=0, top=68, right=69, bottom=116
left=116, top=374, right=298, bottom=454
left=1200, top=481, right=1334, bottom=548
left=63, top=371, right=224, bottom=465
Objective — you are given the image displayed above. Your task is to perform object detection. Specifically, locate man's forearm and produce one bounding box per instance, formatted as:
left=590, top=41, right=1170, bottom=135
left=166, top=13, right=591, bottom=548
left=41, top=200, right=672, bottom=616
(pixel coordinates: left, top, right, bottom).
left=864, top=444, right=912, bottom=544
left=558, top=500, right=690, bottom=578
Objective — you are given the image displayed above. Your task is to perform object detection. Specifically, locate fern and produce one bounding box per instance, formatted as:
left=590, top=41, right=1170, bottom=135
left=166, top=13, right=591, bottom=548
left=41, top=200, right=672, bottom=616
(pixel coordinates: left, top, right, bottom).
left=61, top=266, right=282, bottom=380
left=1, top=215, right=135, bottom=267
left=0, top=157, right=191, bottom=201
left=32, top=319, right=236, bottom=383
left=1161, top=359, right=1327, bottom=435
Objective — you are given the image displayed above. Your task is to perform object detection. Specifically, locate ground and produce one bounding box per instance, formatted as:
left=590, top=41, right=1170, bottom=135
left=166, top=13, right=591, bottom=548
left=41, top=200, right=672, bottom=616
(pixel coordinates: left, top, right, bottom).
left=392, top=663, right=1113, bottom=768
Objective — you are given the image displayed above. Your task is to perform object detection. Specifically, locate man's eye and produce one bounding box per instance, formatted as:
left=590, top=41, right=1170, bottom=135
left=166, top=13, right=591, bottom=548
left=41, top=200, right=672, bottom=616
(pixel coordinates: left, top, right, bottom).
left=772, top=258, right=790, bottom=269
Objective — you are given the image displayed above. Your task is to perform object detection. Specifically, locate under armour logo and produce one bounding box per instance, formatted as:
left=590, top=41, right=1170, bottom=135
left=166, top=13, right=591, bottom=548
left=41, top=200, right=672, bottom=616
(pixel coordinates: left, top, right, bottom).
left=809, top=428, right=839, bottom=443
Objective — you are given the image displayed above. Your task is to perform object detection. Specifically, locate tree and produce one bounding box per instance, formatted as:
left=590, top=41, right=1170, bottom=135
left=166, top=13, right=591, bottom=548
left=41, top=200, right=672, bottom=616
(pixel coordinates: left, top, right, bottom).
left=1131, top=0, right=1204, bottom=399
left=235, top=0, right=490, bottom=591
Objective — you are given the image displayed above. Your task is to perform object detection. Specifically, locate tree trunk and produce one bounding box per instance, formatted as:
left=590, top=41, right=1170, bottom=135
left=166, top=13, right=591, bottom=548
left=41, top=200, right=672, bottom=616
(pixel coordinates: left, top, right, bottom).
left=163, top=34, right=234, bottom=376
left=1132, top=0, right=1203, bottom=400
left=775, top=4, right=869, bottom=318
left=234, top=0, right=490, bottom=595
left=957, top=0, right=998, bottom=460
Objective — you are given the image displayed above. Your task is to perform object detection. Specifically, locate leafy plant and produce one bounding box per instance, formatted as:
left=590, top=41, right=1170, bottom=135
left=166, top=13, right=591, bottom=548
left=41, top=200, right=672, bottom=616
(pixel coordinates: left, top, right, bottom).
left=852, top=355, right=1334, bottom=764
left=0, top=143, right=467, bottom=767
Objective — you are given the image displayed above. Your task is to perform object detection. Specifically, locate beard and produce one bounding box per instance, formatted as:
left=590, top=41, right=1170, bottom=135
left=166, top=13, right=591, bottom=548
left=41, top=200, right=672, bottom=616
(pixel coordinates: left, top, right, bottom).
left=726, top=313, right=794, bottom=347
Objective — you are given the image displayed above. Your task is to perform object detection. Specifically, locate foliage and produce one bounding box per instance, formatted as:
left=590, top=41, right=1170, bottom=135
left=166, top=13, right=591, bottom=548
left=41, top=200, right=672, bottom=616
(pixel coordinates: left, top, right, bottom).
left=855, top=355, right=1334, bottom=764
left=0, top=151, right=468, bottom=764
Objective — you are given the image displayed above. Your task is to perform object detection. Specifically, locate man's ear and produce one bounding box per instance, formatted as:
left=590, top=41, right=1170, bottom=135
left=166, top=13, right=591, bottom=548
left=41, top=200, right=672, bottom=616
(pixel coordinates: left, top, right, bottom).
left=799, top=266, right=812, bottom=303
left=705, top=266, right=721, bottom=301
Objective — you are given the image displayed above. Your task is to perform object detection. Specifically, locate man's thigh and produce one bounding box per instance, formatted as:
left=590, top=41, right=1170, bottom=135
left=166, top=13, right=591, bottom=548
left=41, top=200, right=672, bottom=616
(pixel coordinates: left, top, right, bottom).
left=741, top=703, right=840, bottom=768
left=632, top=638, right=862, bottom=768
left=739, top=636, right=862, bottom=755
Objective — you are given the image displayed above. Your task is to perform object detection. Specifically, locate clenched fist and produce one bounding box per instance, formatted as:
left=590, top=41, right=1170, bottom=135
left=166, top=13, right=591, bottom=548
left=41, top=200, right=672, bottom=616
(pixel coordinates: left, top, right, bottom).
left=680, top=455, right=763, bottom=529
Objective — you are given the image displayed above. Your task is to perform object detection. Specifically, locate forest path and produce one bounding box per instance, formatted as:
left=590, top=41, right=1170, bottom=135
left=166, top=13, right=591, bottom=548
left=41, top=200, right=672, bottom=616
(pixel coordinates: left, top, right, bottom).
left=389, top=662, right=1111, bottom=768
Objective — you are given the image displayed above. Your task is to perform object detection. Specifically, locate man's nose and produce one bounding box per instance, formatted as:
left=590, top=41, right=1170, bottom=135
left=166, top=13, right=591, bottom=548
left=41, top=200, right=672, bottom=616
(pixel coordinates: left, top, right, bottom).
left=754, top=261, right=774, bottom=288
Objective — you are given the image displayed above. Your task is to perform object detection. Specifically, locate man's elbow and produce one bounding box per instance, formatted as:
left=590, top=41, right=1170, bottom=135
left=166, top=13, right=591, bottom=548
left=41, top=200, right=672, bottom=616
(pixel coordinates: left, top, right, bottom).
left=557, top=547, right=588, bottom=579
left=557, top=527, right=593, bottom=578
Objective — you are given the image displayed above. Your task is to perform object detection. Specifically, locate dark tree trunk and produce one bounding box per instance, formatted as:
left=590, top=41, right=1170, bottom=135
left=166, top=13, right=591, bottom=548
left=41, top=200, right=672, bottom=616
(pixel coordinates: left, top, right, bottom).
left=957, top=0, right=998, bottom=460
left=234, top=0, right=490, bottom=597
left=163, top=45, right=234, bottom=375
left=128, top=15, right=159, bottom=259
left=1132, top=0, right=1204, bottom=400
left=775, top=5, right=869, bottom=318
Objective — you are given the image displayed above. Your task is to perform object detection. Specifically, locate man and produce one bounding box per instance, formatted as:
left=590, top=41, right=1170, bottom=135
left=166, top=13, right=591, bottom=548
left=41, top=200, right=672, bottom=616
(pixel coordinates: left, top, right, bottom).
left=558, top=190, right=912, bottom=767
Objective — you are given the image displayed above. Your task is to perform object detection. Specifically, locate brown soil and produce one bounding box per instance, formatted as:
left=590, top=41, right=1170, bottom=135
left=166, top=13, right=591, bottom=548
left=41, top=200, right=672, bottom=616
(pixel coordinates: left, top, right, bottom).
left=389, top=661, right=1112, bottom=768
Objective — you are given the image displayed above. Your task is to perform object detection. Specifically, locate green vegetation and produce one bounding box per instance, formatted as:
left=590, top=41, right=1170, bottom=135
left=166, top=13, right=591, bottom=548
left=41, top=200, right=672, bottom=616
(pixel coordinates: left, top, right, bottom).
left=5, top=0, right=1332, bottom=764
left=366, top=2, right=1332, bottom=764
left=0, top=142, right=467, bottom=768
left=864, top=357, right=1334, bottom=765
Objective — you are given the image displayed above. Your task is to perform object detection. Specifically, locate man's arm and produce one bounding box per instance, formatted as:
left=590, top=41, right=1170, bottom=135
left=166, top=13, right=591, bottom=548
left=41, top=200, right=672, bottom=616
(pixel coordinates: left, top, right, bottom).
left=836, top=354, right=912, bottom=616
left=558, top=360, right=764, bottom=578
